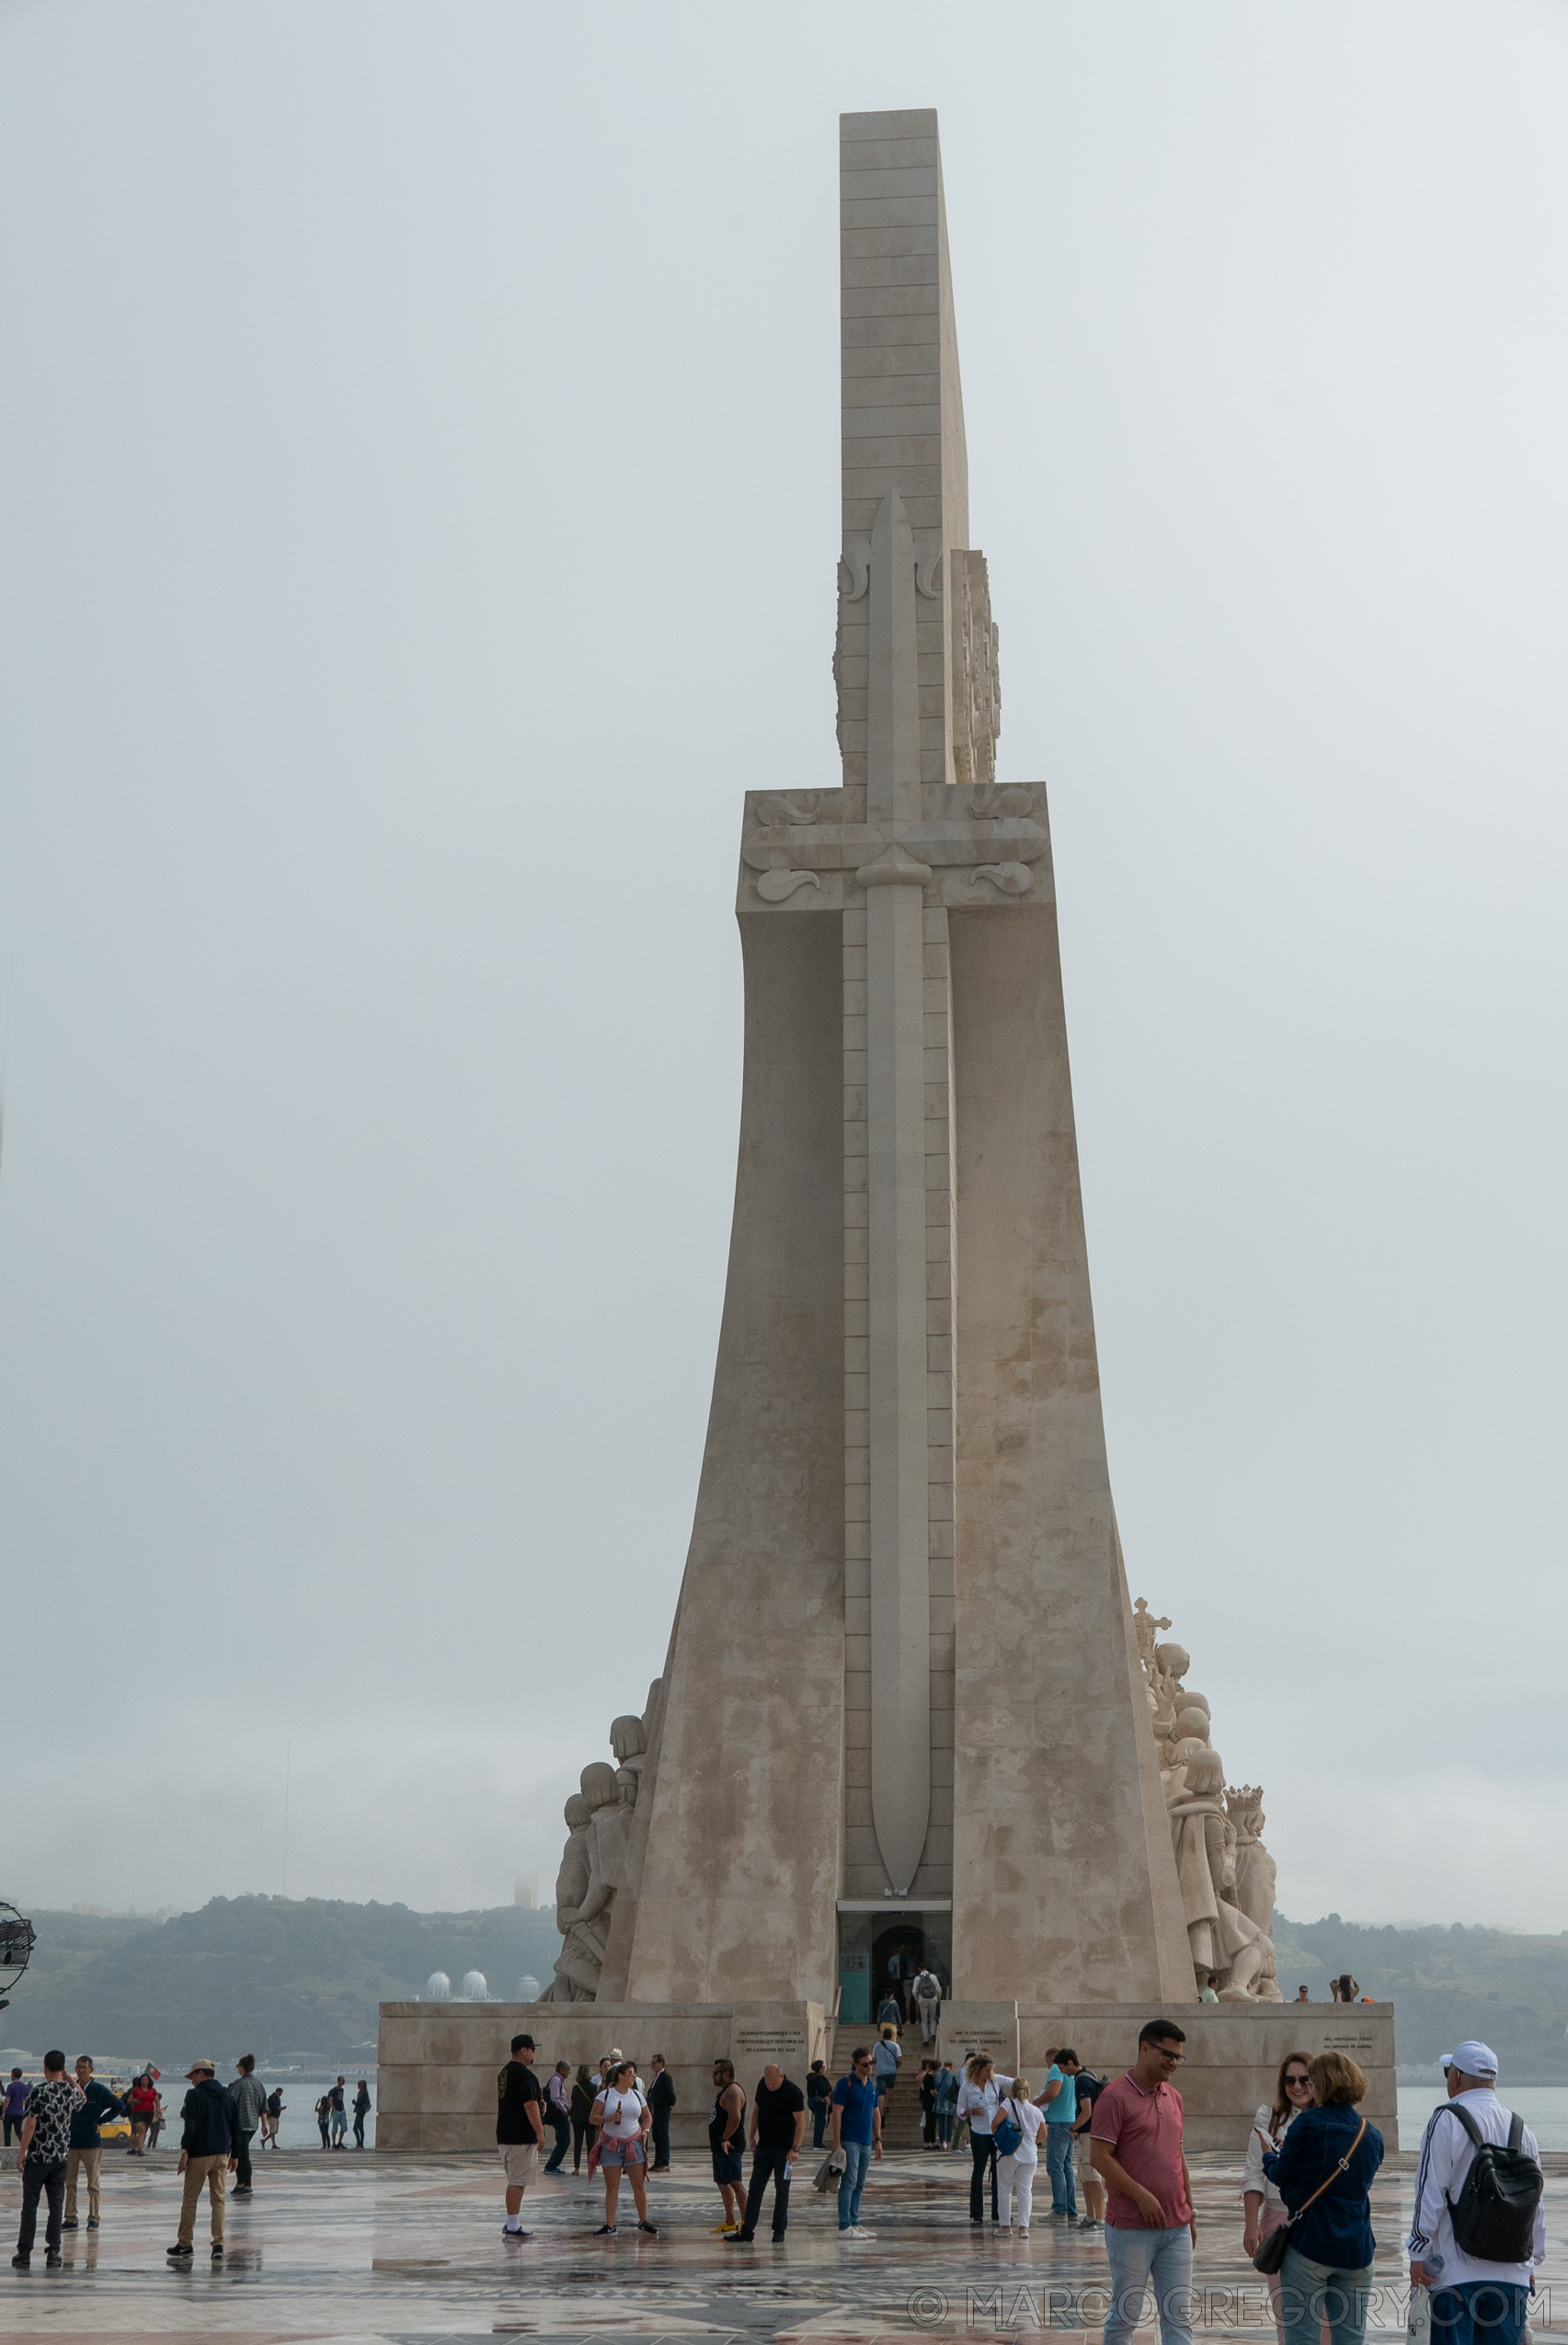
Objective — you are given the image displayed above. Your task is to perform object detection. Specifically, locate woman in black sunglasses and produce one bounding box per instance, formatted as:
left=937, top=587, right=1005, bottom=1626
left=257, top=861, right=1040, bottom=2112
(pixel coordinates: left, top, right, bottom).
left=1244, top=2054, right=1317, bottom=2339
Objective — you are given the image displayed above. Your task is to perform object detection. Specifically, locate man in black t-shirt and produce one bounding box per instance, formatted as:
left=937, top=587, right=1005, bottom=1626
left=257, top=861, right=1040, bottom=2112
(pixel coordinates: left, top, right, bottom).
left=496, top=2033, right=546, bottom=2243
left=726, top=2063, right=806, bottom=2245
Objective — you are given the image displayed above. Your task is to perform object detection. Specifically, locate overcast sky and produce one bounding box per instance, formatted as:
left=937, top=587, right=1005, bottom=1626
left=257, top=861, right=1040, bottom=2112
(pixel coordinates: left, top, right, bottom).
left=2, top=0, right=1564, bottom=1934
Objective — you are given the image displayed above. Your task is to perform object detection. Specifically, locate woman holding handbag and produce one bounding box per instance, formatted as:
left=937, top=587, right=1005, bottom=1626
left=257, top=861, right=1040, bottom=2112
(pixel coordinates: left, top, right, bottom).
left=1244, top=2053, right=1318, bottom=2341
left=992, top=2076, right=1047, bottom=2235
left=1261, top=2052, right=1384, bottom=2345
left=956, top=2053, right=1017, bottom=2225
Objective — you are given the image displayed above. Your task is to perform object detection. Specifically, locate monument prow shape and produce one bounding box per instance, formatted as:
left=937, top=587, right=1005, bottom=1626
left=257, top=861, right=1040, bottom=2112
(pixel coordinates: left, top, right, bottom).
left=606, top=107, right=1195, bottom=2011
left=377, top=109, right=1400, bottom=2153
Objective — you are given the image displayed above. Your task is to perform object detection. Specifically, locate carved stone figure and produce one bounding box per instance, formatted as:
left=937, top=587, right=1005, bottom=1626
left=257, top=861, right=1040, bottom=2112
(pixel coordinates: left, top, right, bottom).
left=540, top=1791, right=607, bottom=2003
left=1226, top=1783, right=1277, bottom=1938
left=540, top=1685, right=664, bottom=2002
left=1137, top=1607, right=1282, bottom=2000
left=610, top=1713, right=647, bottom=1808
left=1133, top=1597, right=1172, bottom=1669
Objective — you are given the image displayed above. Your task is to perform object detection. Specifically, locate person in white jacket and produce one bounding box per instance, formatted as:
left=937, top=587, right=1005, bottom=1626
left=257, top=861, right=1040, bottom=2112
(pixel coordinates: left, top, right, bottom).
left=1242, top=2052, right=1318, bottom=2342
left=993, top=2076, right=1047, bottom=2235
left=1407, top=2042, right=1545, bottom=2345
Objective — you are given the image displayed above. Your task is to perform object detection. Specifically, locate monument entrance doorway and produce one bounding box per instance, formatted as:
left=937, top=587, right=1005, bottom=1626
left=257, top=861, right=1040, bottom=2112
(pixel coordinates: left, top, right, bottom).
left=872, top=1921, right=925, bottom=2014
left=837, top=1904, right=952, bottom=2026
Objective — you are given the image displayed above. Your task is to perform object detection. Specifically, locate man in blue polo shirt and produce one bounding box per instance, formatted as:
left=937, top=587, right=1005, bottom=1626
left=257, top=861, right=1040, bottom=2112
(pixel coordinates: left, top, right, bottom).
left=830, top=2046, right=883, bottom=2240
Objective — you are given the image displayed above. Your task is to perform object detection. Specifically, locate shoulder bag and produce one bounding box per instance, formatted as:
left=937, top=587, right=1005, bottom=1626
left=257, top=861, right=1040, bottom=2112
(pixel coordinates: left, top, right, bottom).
left=1253, top=2116, right=1368, bottom=2275
left=992, top=2098, right=1024, bottom=2158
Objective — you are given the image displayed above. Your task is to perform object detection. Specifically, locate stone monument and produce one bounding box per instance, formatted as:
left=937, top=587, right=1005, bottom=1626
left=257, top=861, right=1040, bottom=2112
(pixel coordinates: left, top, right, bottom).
left=551, top=103, right=1196, bottom=2015
left=378, top=108, right=1395, bottom=2150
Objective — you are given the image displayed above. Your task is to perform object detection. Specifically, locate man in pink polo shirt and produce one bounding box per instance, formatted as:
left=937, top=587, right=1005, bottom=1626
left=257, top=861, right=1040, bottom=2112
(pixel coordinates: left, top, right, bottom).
left=1090, top=2019, right=1196, bottom=2345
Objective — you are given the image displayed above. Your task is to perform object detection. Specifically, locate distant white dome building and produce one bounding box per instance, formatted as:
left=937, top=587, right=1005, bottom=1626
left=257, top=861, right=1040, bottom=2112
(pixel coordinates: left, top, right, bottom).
left=425, top=1971, right=451, bottom=2001
left=517, top=1974, right=540, bottom=2002
left=459, top=1970, right=488, bottom=2001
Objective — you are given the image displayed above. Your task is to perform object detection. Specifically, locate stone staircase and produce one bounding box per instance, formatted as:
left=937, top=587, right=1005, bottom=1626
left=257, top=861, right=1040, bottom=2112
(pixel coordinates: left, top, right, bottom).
left=823, top=2020, right=928, bottom=2150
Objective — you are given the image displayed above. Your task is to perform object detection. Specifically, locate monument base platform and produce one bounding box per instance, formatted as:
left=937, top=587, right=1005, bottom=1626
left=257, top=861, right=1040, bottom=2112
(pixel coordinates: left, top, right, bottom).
left=377, top=1997, right=1395, bottom=2155
left=376, top=1999, right=828, bottom=2154
left=942, top=2001, right=1396, bottom=2154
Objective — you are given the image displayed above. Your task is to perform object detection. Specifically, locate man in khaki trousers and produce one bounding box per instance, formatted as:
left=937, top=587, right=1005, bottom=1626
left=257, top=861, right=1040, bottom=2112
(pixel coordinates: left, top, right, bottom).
left=168, top=2060, right=236, bottom=2259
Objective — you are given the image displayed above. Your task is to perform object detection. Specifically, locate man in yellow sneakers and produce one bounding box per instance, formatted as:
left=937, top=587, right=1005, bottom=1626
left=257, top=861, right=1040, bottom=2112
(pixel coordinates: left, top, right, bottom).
left=708, top=2060, right=746, bottom=2234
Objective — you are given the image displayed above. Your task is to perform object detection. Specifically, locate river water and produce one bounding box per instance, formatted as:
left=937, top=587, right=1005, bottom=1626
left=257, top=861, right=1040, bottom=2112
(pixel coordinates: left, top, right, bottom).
left=1399, top=2083, right=1568, bottom=2149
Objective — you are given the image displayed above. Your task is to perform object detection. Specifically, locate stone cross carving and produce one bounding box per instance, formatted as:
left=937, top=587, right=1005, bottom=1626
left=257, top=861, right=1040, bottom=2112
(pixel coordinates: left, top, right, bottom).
left=739, top=543, right=1036, bottom=1889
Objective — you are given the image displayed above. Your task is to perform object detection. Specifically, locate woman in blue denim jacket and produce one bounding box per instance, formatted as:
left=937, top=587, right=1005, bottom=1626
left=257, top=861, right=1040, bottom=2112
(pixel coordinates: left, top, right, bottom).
left=1264, top=2053, right=1386, bottom=2345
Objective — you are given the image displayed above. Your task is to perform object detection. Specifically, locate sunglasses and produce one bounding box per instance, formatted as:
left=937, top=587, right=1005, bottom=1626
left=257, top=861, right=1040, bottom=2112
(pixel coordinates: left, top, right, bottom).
left=1286, top=2074, right=1312, bottom=2089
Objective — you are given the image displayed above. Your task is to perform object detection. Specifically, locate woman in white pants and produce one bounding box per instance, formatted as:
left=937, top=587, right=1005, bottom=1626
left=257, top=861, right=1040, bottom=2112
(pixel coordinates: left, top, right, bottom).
left=995, top=2076, right=1047, bottom=2234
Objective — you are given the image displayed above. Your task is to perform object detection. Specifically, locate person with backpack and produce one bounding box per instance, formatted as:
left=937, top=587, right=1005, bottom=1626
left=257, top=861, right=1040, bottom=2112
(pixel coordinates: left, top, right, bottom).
left=992, top=2071, right=1046, bottom=2233
left=872, top=2024, right=902, bottom=2105
left=1407, top=2041, right=1544, bottom=2345
left=1262, top=2051, right=1384, bottom=2345
left=914, top=1962, right=942, bottom=2045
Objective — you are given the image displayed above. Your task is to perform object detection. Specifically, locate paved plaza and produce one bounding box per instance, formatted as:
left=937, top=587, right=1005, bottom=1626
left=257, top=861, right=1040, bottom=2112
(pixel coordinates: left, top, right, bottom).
left=3, top=2145, right=1562, bottom=2343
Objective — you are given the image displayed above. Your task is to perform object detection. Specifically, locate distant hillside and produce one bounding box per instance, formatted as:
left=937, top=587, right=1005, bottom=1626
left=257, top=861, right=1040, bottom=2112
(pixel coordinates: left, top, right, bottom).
left=9, top=1898, right=1567, bottom=2081
left=1274, top=1913, right=1568, bottom=2079
left=5, top=1897, right=564, bottom=2065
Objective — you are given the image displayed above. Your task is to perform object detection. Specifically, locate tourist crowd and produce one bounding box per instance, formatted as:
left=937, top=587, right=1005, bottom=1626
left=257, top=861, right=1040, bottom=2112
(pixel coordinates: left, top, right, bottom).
left=10, top=2008, right=1546, bottom=2345
left=8, top=2052, right=374, bottom=2266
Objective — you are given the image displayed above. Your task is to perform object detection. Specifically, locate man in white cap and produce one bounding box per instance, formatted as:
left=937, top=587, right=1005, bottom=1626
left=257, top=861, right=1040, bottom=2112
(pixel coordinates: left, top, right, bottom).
left=1407, top=2039, right=1545, bottom=2345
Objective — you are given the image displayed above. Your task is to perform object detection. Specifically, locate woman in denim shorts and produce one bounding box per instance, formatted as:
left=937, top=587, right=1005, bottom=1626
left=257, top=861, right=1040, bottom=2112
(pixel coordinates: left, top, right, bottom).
left=590, top=2063, right=658, bottom=2237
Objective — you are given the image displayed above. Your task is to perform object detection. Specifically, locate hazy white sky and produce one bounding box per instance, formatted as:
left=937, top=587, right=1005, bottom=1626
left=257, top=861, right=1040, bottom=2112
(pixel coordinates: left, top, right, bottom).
left=2, top=1, right=1564, bottom=1930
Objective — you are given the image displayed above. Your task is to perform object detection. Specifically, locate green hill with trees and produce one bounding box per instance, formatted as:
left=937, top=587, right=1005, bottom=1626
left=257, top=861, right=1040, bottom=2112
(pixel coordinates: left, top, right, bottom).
left=1273, top=1913, right=1568, bottom=2078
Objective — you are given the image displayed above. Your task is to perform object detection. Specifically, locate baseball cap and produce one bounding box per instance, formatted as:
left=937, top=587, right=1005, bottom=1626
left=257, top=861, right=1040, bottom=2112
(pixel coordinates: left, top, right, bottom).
left=1441, top=2041, right=1498, bottom=2079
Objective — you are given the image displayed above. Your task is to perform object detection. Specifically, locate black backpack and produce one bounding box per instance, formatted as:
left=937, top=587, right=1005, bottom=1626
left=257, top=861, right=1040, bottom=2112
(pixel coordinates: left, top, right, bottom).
left=1441, top=2102, right=1542, bottom=2263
